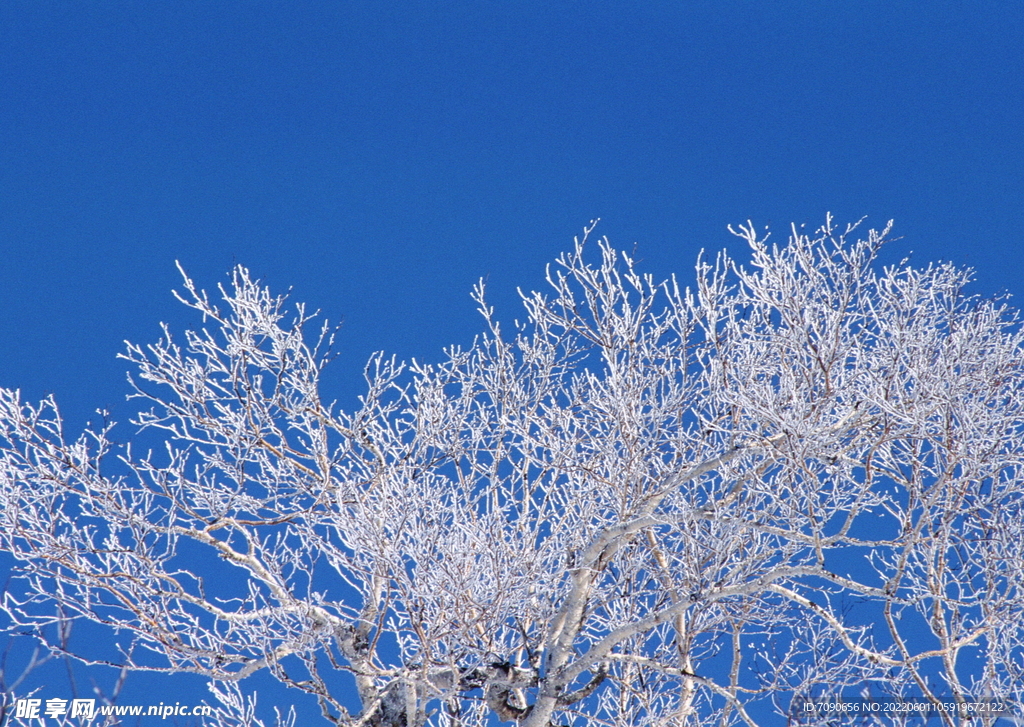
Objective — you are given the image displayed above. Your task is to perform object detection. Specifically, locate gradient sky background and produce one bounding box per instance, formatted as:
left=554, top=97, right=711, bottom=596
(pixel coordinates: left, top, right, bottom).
left=2, top=2, right=1023, bottom=724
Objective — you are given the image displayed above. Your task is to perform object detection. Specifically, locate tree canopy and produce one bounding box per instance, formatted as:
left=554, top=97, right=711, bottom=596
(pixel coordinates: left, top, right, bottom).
left=2, top=218, right=1023, bottom=726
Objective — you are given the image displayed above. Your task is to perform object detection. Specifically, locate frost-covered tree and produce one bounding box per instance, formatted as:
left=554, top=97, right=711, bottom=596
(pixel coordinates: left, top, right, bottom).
left=2, top=218, right=1023, bottom=727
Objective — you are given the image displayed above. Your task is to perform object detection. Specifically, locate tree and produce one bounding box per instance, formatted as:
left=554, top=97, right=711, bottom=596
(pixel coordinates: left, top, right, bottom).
left=2, top=217, right=1023, bottom=727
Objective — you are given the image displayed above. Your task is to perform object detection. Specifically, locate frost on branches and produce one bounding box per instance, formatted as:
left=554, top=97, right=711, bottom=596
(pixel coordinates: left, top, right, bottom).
left=1, top=218, right=1023, bottom=727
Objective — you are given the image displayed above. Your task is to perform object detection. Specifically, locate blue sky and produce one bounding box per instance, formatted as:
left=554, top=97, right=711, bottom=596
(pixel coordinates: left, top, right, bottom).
left=1, top=1, right=1023, bottom=723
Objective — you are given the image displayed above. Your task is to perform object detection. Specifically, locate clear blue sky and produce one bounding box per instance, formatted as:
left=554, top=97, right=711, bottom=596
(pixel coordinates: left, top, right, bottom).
left=1, top=1, right=1022, bottom=723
